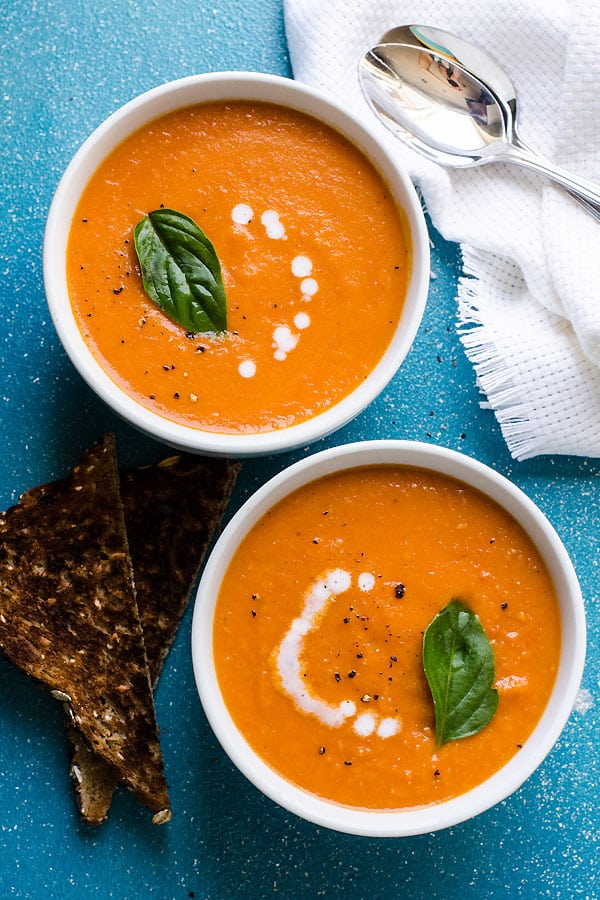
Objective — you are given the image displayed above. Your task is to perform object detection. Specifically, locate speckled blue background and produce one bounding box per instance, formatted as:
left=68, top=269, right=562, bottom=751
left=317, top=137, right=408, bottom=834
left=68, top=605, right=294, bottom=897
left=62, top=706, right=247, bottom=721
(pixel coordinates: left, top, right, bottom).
left=1, top=2, right=598, bottom=897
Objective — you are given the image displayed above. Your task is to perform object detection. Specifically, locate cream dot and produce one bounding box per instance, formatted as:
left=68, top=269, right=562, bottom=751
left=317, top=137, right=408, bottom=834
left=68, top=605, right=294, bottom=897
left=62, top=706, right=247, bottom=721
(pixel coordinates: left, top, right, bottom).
left=358, top=572, right=375, bottom=592
left=272, top=325, right=298, bottom=361
left=261, top=209, right=286, bottom=239
left=238, top=359, right=256, bottom=379
left=231, top=203, right=253, bottom=225
left=353, top=713, right=376, bottom=737
left=327, top=569, right=351, bottom=594
left=377, top=717, right=400, bottom=738
left=340, top=700, right=357, bottom=718
left=292, top=255, right=313, bottom=277
left=301, top=277, right=318, bottom=296
left=293, top=312, right=311, bottom=330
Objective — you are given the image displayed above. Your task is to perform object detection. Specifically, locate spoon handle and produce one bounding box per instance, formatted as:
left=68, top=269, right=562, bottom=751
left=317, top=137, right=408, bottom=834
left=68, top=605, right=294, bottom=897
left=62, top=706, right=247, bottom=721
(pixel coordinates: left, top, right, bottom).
left=502, top=141, right=600, bottom=222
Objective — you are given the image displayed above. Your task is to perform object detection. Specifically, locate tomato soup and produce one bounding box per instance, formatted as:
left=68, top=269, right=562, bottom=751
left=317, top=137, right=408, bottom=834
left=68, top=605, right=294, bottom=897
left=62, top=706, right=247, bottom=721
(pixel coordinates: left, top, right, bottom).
left=213, top=466, right=561, bottom=810
left=67, top=102, right=411, bottom=434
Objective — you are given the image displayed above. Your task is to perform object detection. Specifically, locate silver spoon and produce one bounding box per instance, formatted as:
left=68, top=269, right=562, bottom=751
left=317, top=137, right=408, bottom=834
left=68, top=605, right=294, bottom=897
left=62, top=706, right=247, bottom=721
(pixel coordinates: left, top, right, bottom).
left=359, top=25, right=600, bottom=221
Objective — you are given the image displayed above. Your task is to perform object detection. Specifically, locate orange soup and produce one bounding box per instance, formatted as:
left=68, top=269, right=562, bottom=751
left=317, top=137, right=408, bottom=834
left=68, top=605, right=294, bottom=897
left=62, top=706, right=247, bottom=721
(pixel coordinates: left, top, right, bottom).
left=213, top=466, right=561, bottom=810
left=67, top=102, right=411, bottom=433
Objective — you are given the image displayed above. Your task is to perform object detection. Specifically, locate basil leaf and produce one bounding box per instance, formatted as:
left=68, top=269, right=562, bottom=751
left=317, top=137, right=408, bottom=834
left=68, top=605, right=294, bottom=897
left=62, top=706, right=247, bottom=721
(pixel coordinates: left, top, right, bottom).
left=133, top=208, right=227, bottom=333
left=423, top=600, right=498, bottom=746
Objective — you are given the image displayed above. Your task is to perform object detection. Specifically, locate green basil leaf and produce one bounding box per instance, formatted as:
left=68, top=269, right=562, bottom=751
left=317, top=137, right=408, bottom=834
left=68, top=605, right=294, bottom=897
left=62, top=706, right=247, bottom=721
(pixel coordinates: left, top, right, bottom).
left=133, top=208, right=227, bottom=333
left=423, top=600, right=498, bottom=746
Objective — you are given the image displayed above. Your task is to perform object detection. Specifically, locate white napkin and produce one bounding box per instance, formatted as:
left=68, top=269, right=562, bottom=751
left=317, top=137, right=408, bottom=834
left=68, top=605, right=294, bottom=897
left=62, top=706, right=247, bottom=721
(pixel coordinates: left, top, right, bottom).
left=284, top=0, right=600, bottom=459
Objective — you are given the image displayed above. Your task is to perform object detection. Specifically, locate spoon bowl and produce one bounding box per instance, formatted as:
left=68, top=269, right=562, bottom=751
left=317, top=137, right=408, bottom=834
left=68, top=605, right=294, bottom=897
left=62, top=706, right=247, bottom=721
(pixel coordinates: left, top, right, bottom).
left=360, top=41, right=506, bottom=167
left=380, top=25, right=518, bottom=116
left=359, top=25, right=600, bottom=219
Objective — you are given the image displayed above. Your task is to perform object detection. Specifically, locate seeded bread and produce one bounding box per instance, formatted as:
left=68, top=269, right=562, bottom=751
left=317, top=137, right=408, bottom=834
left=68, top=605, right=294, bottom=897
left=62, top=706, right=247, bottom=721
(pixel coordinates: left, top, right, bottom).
left=0, top=434, right=170, bottom=821
left=67, top=452, right=240, bottom=824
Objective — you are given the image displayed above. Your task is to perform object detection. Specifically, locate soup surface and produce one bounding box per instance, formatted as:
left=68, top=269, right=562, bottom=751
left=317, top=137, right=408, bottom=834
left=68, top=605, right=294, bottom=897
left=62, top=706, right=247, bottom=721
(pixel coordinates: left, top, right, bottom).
left=214, top=465, right=561, bottom=809
left=67, top=101, right=411, bottom=433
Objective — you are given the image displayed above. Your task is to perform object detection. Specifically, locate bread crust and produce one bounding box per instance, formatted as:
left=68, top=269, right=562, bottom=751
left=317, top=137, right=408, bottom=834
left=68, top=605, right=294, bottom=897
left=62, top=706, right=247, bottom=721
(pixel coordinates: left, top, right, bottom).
left=67, top=451, right=240, bottom=824
left=0, top=434, right=170, bottom=819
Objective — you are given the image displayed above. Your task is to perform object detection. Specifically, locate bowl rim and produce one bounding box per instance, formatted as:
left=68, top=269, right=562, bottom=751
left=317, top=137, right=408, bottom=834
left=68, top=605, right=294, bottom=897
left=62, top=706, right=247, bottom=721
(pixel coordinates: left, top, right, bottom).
left=191, top=439, right=586, bottom=836
left=43, top=70, right=430, bottom=457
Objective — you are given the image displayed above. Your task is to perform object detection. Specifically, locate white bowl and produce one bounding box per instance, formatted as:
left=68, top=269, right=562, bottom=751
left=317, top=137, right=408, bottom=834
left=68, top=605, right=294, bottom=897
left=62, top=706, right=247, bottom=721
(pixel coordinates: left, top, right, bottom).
left=43, top=71, right=429, bottom=456
left=192, top=440, right=586, bottom=836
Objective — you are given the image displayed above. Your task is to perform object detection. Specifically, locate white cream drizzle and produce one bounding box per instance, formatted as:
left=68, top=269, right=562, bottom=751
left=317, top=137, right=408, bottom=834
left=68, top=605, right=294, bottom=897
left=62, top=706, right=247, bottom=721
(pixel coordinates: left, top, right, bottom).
left=272, top=325, right=299, bottom=361
left=230, top=204, right=318, bottom=372
left=293, top=312, right=310, bottom=331
left=231, top=203, right=254, bottom=225
left=275, top=569, right=402, bottom=739
left=291, top=255, right=313, bottom=277
left=300, top=276, right=319, bottom=297
left=261, top=209, right=286, bottom=240
left=358, top=572, right=375, bottom=592
left=238, top=359, right=256, bottom=379
left=276, top=569, right=351, bottom=727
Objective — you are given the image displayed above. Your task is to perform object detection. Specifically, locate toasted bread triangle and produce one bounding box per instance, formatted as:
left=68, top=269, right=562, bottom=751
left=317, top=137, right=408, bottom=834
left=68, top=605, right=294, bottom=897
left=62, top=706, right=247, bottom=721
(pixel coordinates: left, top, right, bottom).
left=68, top=452, right=240, bottom=824
left=0, top=434, right=170, bottom=820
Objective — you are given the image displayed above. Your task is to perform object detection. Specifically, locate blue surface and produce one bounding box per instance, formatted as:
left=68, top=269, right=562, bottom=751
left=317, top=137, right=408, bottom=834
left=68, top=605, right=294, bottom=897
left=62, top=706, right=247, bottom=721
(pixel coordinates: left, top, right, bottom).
left=1, top=2, right=598, bottom=897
